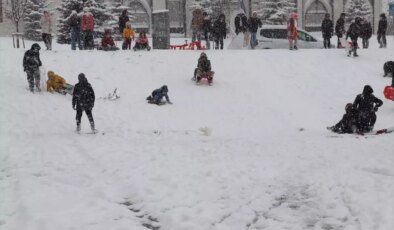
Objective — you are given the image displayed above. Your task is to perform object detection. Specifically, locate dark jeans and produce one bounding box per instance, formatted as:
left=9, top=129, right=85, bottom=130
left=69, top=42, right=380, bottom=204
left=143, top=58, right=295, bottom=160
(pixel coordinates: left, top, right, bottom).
left=42, top=33, right=52, bottom=50
left=26, top=69, right=40, bottom=92
left=203, top=30, right=210, bottom=49
left=362, top=38, right=369, bottom=48
left=377, top=33, right=387, bottom=48
left=337, top=34, right=343, bottom=48
left=83, top=31, right=94, bottom=50
left=76, top=109, right=94, bottom=126
left=323, top=36, right=331, bottom=48
left=214, top=36, right=224, bottom=50
left=71, top=26, right=82, bottom=50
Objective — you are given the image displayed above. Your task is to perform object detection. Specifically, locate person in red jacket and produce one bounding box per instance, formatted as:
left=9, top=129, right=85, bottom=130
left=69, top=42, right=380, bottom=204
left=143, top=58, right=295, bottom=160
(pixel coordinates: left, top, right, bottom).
left=100, top=29, right=118, bottom=51
left=81, top=8, right=94, bottom=50
left=287, top=12, right=298, bottom=50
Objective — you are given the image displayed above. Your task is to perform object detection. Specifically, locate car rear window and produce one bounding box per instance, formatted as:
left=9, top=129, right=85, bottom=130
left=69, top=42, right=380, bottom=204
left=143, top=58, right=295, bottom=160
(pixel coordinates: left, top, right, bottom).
left=260, top=29, right=288, bottom=39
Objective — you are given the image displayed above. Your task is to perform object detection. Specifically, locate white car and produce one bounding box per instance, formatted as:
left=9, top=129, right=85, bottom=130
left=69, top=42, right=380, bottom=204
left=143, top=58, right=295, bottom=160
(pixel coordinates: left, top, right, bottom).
left=257, top=25, right=329, bottom=49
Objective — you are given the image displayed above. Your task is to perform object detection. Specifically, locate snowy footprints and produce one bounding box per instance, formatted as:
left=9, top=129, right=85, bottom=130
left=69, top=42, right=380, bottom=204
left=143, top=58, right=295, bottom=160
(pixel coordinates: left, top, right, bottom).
left=121, top=201, right=160, bottom=230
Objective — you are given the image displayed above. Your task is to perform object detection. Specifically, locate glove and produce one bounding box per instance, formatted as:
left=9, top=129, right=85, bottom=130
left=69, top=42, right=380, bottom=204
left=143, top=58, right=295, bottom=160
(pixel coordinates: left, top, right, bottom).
left=72, top=105, right=76, bottom=110
left=374, top=107, right=378, bottom=112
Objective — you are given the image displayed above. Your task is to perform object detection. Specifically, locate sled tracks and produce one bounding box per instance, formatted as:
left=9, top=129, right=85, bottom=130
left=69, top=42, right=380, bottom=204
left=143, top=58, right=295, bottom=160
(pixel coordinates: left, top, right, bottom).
left=121, top=201, right=160, bottom=230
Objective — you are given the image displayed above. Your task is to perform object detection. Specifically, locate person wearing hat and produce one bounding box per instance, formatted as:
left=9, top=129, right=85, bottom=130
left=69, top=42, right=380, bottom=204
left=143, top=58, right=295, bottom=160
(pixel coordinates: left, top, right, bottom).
left=346, top=17, right=362, bottom=57
left=72, top=73, right=96, bottom=133
left=287, top=12, right=298, bottom=50
left=335, top=13, right=346, bottom=48
left=23, top=43, right=42, bottom=92
left=377, top=13, right=387, bottom=48
left=353, top=85, right=383, bottom=132
left=41, top=10, right=52, bottom=50
left=321, top=13, right=333, bottom=49
left=248, top=11, right=262, bottom=49
left=193, top=52, right=214, bottom=85
left=327, top=103, right=359, bottom=134
left=146, top=85, right=172, bottom=105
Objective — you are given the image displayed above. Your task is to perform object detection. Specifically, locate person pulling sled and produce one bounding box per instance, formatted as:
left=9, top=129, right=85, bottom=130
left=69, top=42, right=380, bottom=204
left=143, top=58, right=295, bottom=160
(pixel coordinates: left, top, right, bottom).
left=146, top=85, right=172, bottom=105
left=192, top=52, right=214, bottom=85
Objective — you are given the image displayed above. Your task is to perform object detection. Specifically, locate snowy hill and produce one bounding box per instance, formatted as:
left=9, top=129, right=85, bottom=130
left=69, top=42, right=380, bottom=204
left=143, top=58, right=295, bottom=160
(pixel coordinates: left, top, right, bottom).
left=0, top=37, right=394, bottom=230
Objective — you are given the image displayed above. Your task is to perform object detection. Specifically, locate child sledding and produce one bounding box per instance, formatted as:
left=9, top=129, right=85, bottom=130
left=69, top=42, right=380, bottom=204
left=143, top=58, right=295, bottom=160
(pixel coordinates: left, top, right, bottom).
left=146, top=85, right=172, bottom=105
left=133, top=32, right=151, bottom=51
left=192, top=52, right=214, bottom=85
left=99, top=29, right=119, bottom=51
left=46, top=71, right=74, bottom=95
left=328, top=85, right=383, bottom=134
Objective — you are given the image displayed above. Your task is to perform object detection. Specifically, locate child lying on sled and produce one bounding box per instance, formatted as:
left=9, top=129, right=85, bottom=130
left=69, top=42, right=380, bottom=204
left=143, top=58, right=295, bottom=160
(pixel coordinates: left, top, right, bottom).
left=47, top=71, right=74, bottom=95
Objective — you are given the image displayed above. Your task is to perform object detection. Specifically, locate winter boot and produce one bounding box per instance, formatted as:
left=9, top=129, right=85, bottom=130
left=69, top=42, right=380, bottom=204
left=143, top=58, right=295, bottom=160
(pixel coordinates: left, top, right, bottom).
left=76, top=124, right=81, bottom=133
left=90, top=122, right=97, bottom=133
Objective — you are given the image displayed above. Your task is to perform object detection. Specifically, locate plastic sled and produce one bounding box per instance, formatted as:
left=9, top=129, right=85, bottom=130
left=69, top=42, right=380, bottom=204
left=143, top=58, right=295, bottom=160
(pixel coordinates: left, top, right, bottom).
left=383, top=86, right=394, bottom=101
left=196, top=75, right=212, bottom=86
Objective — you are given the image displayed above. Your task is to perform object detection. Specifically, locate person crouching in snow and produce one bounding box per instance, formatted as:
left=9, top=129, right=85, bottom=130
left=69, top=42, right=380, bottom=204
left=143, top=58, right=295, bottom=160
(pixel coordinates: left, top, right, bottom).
left=133, top=32, right=151, bottom=51
left=72, top=73, right=96, bottom=133
left=46, top=71, right=73, bottom=95
left=193, top=52, right=214, bottom=84
left=122, top=22, right=135, bottom=50
left=353, top=85, right=383, bottom=133
left=328, top=103, right=359, bottom=134
left=146, top=85, right=172, bottom=105
left=100, top=29, right=118, bottom=51
left=23, top=43, right=42, bottom=93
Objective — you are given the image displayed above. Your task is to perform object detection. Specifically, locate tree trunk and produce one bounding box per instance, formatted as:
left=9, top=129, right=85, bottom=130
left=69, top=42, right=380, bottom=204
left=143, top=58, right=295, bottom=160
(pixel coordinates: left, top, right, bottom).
left=16, top=21, right=20, bottom=48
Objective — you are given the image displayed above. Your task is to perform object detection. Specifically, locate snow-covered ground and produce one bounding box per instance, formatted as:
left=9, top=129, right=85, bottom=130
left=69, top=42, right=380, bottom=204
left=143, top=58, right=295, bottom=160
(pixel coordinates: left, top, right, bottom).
left=0, top=36, right=394, bottom=230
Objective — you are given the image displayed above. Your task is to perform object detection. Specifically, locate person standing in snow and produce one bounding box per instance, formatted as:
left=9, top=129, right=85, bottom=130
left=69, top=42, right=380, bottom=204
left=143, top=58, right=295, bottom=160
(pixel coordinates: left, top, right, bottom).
left=377, top=13, right=387, bottom=48
left=122, top=22, right=135, bottom=50
left=248, top=11, right=262, bottom=49
left=72, top=73, right=96, bottom=133
left=335, top=13, right=346, bottom=48
left=360, top=19, right=372, bottom=49
left=287, top=12, right=298, bottom=50
left=68, top=10, right=82, bottom=50
left=202, top=12, right=212, bottom=50
left=81, top=8, right=94, bottom=50
left=346, top=17, right=362, bottom=57
left=23, top=43, right=42, bottom=93
left=118, top=9, right=129, bottom=35
left=328, top=103, right=359, bottom=134
left=212, top=14, right=226, bottom=50
left=146, top=85, right=172, bottom=105
left=191, top=8, right=204, bottom=42
left=41, top=10, right=52, bottom=50
left=321, top=13, right=333, bottom=49
left=353, top=85, right=383, bottom=133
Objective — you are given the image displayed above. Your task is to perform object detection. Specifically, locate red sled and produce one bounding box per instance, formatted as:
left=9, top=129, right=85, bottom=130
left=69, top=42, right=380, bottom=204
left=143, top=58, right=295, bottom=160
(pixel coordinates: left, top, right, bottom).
left=383, top=86, right=394, bottom=101
left=196, top=75, right=212, bottom=86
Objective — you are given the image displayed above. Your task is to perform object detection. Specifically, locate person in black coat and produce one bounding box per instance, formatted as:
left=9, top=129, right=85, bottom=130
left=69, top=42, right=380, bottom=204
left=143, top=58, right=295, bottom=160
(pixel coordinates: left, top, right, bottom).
left=72, top=73, right=96, bottom=133
left=321, top=13, right=333, bottom=49
left=202, top=12, right=212, bottom=49
left=383, top=61, right=394, bottom=77
left=248, top=11, right=262, bottom=49
left=118, top=10, right=129, bottom=35
left=212, top=14, right=226, bottom=50
left=353, top=85, right=383, bottom=133
left=328, top=103, right=359, bottom=134
left=335, top=13, right=346, bottom=48
left=346, top=17, right=362, bottom=57
left=360, top=19, right=372, bottom=49
left=377, top=13, right=387, bottom=48
left=23, top=43, right=42, bottom=92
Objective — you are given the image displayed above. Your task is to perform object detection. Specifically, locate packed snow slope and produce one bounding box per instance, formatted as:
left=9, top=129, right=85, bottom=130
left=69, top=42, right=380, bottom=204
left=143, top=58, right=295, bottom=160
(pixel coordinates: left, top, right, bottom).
left=1, top=37, right=394, bottom=230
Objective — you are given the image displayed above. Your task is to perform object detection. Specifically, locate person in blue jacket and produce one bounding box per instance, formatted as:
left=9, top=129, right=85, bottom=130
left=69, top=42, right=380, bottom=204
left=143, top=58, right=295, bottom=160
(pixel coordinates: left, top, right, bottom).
left=146, top=85, right=172, bottom=105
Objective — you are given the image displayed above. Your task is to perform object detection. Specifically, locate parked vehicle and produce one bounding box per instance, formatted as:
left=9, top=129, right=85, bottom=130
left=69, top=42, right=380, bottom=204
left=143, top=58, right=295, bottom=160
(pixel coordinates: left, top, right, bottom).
left=257, top=25, right=331, bottom=49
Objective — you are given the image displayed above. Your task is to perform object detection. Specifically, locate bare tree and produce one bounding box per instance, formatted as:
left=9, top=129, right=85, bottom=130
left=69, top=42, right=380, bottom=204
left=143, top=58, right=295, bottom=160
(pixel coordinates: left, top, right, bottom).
left=7, top=0, right=28, bottom=33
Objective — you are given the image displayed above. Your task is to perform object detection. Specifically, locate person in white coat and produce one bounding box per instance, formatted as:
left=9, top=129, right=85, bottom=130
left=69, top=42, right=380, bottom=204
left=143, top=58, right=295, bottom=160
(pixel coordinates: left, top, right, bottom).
left=41, top=10, right=52, bottom=50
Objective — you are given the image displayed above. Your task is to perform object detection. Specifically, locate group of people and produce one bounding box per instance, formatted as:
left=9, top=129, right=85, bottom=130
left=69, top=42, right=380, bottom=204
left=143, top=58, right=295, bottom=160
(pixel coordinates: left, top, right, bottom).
left=322, top=13, right=388, bottom=57
left=118, top=10, right=151, bottom=51
left=190, top=9, right=227, bottom=50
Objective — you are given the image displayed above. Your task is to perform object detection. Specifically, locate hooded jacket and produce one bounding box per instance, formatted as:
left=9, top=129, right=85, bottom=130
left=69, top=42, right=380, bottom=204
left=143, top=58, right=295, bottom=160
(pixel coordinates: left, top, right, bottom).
left=353, top=85, right=383, bottom=113
left=335, top=17, right=345, bottom=36
left=46, top=71, right=66, bottom=92
left=212, top=15, right=226, bottom=38
left=23, top=43, right=42, bottom=71
left=378, top=15, right=387, bottom=34
left=72, top=74, right=95, bottom=110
